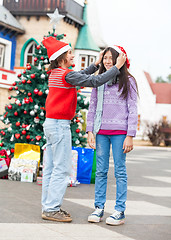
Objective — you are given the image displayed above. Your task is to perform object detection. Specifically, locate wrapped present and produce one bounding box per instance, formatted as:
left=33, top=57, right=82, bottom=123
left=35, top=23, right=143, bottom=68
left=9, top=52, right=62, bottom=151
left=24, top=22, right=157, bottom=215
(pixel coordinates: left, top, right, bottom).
left=0, top=159, right=8, bottom=178
left=8, top=143, right=40, bottom=182
left=68, top=150, right=78, bottom=186
left=0, top=149, right=11, bottom=179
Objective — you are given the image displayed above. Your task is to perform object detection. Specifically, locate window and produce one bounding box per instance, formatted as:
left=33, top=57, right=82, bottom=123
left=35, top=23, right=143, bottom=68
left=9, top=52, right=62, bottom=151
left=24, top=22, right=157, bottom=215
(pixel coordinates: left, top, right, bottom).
left=24, top=41, right=37, bottom=66
left=80, top=55, right=96, bottom=70
left=0, top=43, right=5, bottom=67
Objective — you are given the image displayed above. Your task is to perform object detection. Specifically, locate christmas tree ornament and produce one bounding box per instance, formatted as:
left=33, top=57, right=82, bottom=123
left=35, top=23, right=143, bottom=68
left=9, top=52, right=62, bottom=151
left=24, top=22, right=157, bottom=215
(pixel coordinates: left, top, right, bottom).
left=75, top=139, right=80, bottom=145
left=28, top=92, right=32, bottom=97
left=40, top=56, right=44, bottom=60
left=0, top=143, right=4, bottom=147
left=16, top=122, right=20, bottom=127
left=77, top=96, right=81, bottom=101
left=23, top=70, right=26, bottom=74
left=45, top=89, right=49, bottom=94
left=15, top=86, right=18, bottom=90
left=14, top=112, right=18, bottom=116
left=23, top=110, right=27, bottom=114
left=16, top=91, right=19, bottom=95
left=9, top=87, right=13, bottom=91
left=13, top=82, right=16, bottom=86
left=79, top=133, right=82, bottom=137
left=27, top=65, right=31, bottom=70
left=40, top=111, right=44, bottom=117
left=34, top=57, right=38, bottom=62
left=22, top=79, right=26, bottom=84
left=26, top=135, right=30, bottom=140
left=18, top=103, right=22, bottom=107
left=18, top=73, right=22, bottom=78
left=34, top=117, right=40, bottom=123
left=16, top=100, right=20, bottom=105
left=31, top=74, right=36, bottom=79
left=38, top=91, right=43, bottom=96
left=76, top=129, right=80, bottom=133
left=37, top=45, right=40, bottom=50
left=44, top=59, right=48, bottom=64
left=15, top=133, right=20, bottom=139
left=34, top=105, right=39, bottom=109
left=8, top=96, right=11, bottom=100
left=25, top=99, right=30, bottom=104
left=10, top=149, right=14, bottom=153
left=27, top=80, right=31, bottom=84
left=80, top=119, right=84, bottom=123
left=8, top=104, right=12, bottom=110
left=37, top=63, right=42, bottom=70
left=0, top=116, right=4, bottom=120
left=34, top=89, right=39, bottom=94
left=41, top=74, right=46, bottom=79
left=30, top=111, right=35, bottom=116
left=36, top=135, right=42, bottom=141
left=47, top=8, right=65, bottom=29
left=8, top=127, right=12, bottom=132
left=22, top=130, right=26, bottom=135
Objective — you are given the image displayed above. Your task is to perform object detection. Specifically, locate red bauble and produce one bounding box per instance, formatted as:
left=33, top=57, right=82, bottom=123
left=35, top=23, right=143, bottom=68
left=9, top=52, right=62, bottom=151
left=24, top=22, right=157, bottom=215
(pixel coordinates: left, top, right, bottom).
left=8, top=96, right=11, bottom=100
left=26, top=135, right=30, bottom=140
left=14, top=111, right=18, bottom=116
left=22, top=79, right=26, bottom=84
left=34, top=89, right=39, bottom=94
left=34, top=57, right=38, bottom=62
left=27, top=65, right=31, bottom=70
left=15, top=133, right=20, bottom=139
left=38, top=91, right=43, bottom=96
left=54, top=33, right=57, bottom=37
left=22, top=124, right=26, bottom=128
left=64, top=34, right=66, bottom=37
left=15, top=86, right=18, bottom=90
left=22, top=130, right=26, bottom=135
left=11, top=148, right=14, bottom=153
left=18, top=73, right=22, bottom=78
left=31, top=74, right=35, bottom=79
left=8, top=104, right=12, bottom=110
left=0, top=143, right=4, bottom=147
left=23, top=70, right=26, bottom=74
left=2, top=131, right=5, bottom=136
left=37, top=45, right=40, bottom=50
left=24, top=110, right=27, bottom=114
left=9, top=87, right=13, bottom=91
left=18, top=103, right=22, bottom=106
left=40, top=56, right=44, bottom=60
left=27, top=80, right=31, bottom=84
left=16, top=122, right=20, bottom=127
left=72, top=64, right=75, bottom=68
left=13, top=82, right=16, bottom=86
left=25, top=99, right=30, bottom=104
left=28, top=92, right=32, bottom=97
left=76, top=129, right=80, bottom=133
left=36, top=135, right=41, bottom=141
left=76, top=119, right=80, bottom=123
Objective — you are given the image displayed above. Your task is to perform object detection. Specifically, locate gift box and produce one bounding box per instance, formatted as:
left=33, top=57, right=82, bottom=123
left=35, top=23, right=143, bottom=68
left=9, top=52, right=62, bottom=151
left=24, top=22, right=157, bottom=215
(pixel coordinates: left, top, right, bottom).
left=8, top=143, right=40, bottom=182
left=0, top=159, right=8, bottom=178
left=69, top=150, right=78, bottom=186
left=0, top=149, right=11, bottom=179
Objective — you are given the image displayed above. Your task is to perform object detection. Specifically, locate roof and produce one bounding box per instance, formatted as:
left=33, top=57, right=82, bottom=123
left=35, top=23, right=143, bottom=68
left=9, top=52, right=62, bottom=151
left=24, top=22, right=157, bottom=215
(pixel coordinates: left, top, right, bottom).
left=0, top=5, right=24, bottom=33
left=144, top=71, right=171, bottom=104
left=75, top=2, right=100, bottom=52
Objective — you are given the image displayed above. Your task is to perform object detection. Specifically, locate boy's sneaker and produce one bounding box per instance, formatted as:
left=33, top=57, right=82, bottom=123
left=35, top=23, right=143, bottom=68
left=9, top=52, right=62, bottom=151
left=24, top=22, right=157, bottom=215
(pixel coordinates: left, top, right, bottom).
left=106, top=210, right=125, bottom=225
left=88, top=207, right=104, bottom=223
left=42, top=209, right=72, bottom=222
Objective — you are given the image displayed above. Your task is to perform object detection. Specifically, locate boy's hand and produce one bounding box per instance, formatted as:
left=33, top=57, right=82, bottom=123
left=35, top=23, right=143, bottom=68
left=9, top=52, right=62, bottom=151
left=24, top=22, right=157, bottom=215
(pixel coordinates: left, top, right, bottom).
left=88, top=132, right=96, bottom=149
left=115, top=52, right=126, bottom=69
left=95, top=50, right=105, bottom=66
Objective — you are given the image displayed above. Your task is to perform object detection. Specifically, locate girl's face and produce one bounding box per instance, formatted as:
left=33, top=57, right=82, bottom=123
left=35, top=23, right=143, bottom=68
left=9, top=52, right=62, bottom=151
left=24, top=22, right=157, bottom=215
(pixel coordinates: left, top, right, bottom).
left=103, top=50, right=114, bottom=71
left=65, top=50, right=74, bottom=67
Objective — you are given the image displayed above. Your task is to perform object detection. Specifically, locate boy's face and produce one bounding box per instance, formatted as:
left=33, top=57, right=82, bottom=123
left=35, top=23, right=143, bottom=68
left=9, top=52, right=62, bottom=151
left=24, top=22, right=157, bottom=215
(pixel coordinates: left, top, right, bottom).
left=65, top=50, right=74, bottom=67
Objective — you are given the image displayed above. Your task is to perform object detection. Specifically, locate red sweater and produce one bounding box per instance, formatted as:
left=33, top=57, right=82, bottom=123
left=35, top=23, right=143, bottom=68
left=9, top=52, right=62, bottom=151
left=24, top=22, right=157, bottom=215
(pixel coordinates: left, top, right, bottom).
left=45, top=67, right=77, bottom=120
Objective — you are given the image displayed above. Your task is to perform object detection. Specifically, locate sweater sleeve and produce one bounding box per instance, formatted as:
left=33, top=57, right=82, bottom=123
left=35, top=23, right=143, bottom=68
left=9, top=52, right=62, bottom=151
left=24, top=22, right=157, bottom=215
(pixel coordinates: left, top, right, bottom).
left=127, top=77, right=138, bottom=137
left=77, top=64, right=99, bottom=75
left=86, top=88, right=97, bottom=132
left=65, top=65, right=120, bottom=87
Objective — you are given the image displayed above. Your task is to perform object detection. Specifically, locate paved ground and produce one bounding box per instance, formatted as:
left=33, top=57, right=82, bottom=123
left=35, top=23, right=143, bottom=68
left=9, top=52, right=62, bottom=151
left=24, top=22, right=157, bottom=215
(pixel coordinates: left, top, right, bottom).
left=0, top=146, right=171, bottom=240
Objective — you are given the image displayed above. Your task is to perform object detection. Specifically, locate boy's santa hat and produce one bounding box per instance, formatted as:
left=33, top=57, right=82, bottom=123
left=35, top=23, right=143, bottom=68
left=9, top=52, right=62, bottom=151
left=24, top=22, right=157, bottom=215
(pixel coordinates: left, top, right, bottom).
left=42, top=36, right=71, bottom=61
left=111, top=45, right=130, bottom=69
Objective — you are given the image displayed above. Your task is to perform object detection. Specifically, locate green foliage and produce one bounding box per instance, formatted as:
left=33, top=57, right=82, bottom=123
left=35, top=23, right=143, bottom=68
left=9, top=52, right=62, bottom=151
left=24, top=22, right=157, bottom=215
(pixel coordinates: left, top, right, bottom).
left=0, top=29, right=89, bottom=158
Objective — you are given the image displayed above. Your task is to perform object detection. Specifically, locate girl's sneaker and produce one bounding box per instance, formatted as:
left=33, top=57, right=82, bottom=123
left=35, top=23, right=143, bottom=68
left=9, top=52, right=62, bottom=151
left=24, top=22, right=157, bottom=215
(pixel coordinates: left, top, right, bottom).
left=106, top=210, right=125, bottom=225
left=88, top=207, right=104, bottom=223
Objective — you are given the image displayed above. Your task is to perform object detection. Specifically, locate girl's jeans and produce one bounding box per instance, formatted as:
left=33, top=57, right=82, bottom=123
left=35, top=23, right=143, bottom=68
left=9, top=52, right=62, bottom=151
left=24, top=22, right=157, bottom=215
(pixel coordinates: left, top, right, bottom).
left=42, top=118, right=71, bottom=212
left=95, top=134, right=127, bottom=212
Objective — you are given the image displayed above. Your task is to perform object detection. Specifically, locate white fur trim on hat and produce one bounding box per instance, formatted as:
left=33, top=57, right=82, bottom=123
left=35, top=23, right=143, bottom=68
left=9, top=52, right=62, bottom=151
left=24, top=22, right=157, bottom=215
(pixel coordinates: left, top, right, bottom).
left=49, top=45, right=71, bottom=61
left=109, top=45, right=122, bottom=53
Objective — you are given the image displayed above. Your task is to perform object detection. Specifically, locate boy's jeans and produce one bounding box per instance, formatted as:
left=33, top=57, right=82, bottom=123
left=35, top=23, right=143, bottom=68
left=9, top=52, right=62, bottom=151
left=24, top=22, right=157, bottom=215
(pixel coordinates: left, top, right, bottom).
left=95, top=134, right=127, bottom=212
left=42, top=118, right=71, bottom=212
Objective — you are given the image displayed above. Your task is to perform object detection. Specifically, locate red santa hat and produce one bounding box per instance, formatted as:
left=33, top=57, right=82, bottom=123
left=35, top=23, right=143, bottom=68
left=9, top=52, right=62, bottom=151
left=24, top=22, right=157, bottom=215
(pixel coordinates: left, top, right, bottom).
left=42, top=36, right=71, bottom=61
left=111, top=45, right=130, bottom=69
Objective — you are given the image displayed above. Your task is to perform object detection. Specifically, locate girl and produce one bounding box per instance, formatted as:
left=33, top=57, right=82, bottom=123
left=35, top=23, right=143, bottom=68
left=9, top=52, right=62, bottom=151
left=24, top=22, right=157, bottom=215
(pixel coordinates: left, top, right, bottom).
left=41, top=37, right=126, bottom=222
left=87, top=46, right=138, bottom=225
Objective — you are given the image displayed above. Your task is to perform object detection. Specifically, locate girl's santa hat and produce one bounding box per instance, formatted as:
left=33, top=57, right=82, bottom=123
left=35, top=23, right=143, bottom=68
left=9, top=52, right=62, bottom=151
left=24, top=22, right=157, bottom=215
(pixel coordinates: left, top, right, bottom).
left=42, top=36, right=71, bottom=61
left=111, top=45, right=130, bottom=69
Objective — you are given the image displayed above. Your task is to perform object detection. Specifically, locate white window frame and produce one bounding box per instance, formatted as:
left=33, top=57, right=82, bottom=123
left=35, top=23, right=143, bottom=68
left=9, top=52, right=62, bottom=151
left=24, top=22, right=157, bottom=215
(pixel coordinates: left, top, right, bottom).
left=24, top=41, right=37, bottom=66
left=80, top=55, right=88, bottom=70
left=0, top=38, right=11, bottom=70
left=0, top=43, right=5, bottom=67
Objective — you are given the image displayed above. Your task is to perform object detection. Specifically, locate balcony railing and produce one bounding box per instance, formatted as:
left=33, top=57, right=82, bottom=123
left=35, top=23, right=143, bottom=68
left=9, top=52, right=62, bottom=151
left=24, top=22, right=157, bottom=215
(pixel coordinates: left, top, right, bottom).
left=3, top=0, right=84, bottom=26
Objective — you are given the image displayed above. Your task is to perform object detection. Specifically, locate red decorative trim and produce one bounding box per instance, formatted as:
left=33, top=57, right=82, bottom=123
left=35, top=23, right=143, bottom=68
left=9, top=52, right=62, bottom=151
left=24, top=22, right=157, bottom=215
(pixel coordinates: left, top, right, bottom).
left=2, top=74, right=7, bottom=80
left=0, top=82, right=12, bottom=86
left=0, top=68, right=16, bottom=74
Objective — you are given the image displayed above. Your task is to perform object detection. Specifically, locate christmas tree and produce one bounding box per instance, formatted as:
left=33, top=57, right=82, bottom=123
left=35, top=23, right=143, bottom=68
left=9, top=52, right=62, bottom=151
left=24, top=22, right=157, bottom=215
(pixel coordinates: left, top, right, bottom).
left=0, top=28, right=89, bottom=159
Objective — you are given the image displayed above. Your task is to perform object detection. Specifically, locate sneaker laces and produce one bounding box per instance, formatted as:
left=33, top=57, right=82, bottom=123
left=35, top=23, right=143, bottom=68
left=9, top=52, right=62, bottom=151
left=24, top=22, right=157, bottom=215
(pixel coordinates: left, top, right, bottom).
left=92, top=208, right=103, bottom=215
left=110, top=210, right=122, bottom=218
left=60, top=209, right=70, bottom=216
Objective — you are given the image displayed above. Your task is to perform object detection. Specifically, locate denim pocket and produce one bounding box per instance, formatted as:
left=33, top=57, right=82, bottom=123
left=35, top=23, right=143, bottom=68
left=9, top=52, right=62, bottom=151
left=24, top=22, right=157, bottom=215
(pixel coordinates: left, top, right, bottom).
left=44, top=125, right=63, bottom=145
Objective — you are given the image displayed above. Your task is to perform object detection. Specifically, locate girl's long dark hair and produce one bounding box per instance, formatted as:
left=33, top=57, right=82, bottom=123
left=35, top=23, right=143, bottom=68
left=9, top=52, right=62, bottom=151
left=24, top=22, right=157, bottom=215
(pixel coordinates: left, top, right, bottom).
left=99, top=47, right=138, bottom=99
left=48, top=52, right=68, bottom=71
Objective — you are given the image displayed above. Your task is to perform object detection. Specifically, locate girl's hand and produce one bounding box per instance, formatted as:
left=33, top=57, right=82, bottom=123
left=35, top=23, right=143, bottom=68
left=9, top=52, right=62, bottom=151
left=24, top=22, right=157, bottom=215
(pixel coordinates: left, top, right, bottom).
left=115, top=52, right=126, bottom=69
left=88, top=132, right=96, bottom=149
left=95, top=50, right=105, bottom=66
left=123, top=136, right=133, bottom=153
